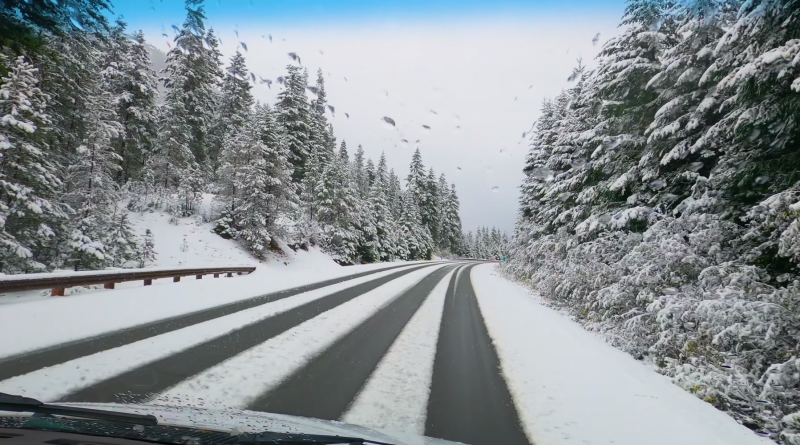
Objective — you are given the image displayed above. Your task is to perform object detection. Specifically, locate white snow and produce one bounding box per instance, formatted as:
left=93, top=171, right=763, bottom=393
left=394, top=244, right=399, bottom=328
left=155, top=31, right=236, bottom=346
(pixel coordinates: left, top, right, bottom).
left=152, top=264, right=448, bottom=409
left=342, top=269, right=453, bottom=434
left=470, top=264, right=771, bottom=445
left=0, top=264, right=429, bottom=402
left=0, top=258, right=430, bottom=359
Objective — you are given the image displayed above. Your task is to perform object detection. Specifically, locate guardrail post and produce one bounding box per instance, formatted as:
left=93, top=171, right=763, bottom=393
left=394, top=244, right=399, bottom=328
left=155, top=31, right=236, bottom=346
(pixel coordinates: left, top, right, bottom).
left=51, top=287, right=65, bottom=297
left=196, top=274, right=202, bottom=279
left=226, top=272, right=233, bottom=278
left=173, top=276, right=180, bottom=282
left=214, top=273, right=219, bottom=278
left=237, top=272, right=243, bottom=275
left=104, top=283, right=115, bottom=289
left=144, top=279, right=152, bottom=286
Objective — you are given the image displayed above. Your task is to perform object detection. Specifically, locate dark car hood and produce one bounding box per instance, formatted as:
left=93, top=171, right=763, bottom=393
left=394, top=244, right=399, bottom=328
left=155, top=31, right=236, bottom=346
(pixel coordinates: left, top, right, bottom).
left=46, top=402, right=465, bottom=445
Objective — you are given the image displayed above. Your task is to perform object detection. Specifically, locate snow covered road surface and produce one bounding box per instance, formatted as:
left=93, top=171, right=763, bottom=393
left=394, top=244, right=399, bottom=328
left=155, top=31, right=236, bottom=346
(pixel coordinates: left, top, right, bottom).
left=0, top=261, right=428, bottom=361
left=0, top=262, right=769, bottom=445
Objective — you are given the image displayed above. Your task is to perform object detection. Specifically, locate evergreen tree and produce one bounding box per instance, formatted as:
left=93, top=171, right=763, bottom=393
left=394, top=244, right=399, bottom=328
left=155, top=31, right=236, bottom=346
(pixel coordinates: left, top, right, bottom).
left=102, top=23, right=159, bottom=184
left=0, top=55, right=69, bottom=273
left=137, top=228, right=156, bottom=267
left=209, top=51, right=253, bottom=172
left=277, top=65, right=311, bottom=183
left=234, top=104, right=298, bottom=256
left=163, top=0, right=222, bottom=166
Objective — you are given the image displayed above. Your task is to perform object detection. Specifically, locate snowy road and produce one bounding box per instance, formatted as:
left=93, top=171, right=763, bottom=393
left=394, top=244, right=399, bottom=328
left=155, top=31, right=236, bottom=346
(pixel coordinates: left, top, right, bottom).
left=0, top=262, right=770, bottom=445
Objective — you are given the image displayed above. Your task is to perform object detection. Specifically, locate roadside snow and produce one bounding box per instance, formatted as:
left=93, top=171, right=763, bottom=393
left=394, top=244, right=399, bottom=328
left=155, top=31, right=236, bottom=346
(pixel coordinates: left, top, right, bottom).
left=0, top=265, right=426, bottom=402
left=470, top=264, right=771, bottom=445
left=0, top=261, right=430, bottom=359
left=153, top=264, right=448, bottom=409
left=0, top=198, right=413, bottom=305
left=342, top=269, right=453, bottom=434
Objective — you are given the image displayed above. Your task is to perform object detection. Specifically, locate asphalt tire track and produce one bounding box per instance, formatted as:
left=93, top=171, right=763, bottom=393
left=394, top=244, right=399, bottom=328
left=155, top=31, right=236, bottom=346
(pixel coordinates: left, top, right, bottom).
left=58, top=263, right=440, bottom=404
left=0, top=262, right=428, bottom=382
left=245, top=265, right=457, bottom=419
left=425, top=264, right=531, bottom=445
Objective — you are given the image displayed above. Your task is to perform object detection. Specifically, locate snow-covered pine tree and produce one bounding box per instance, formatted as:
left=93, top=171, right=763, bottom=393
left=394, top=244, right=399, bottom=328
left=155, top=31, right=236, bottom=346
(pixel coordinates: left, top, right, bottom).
left=137, top=228, right=156, bottom=267
left=308, top=68, right=334, bottom=166
left=151, top=71, right=193, bottom=190
left=234, top=103, right=299, bottom=257
left=443, top=181, right=464, bottom=255
left=209, top=51, right=253, bottom=173
left=369, top=152, right=396, bottom=261
left=106, top=209, right=138, bottom=266
left=163, top=0, right=222, bottom=166
left=0, top=55, right=69, bottom=273
left=62, top=62, right=126, bottom=270
left=102, top=21, right=159, bottom=184
left=318, top=141, right=359, bottom=263
left=424, top=167, right=442, bottom=247
left=215, top=51, right=255, bottom=223
left=352, top=144, right=368, bottom=198
left=398, top=190, right=432, bottom=260
left=277, top=65, right=311, bottom=183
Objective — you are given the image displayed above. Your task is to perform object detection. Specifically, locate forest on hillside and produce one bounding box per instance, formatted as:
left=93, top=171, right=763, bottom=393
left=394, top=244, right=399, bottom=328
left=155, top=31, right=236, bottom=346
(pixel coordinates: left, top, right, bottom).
left=0, top=0, right=513, bottom=272
left=505, top=0, right=800, bottom=441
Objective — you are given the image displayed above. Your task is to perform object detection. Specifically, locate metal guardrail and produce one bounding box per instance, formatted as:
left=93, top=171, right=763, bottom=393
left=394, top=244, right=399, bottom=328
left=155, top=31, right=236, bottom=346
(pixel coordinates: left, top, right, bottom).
left=0, top=267, right=256, bottom=296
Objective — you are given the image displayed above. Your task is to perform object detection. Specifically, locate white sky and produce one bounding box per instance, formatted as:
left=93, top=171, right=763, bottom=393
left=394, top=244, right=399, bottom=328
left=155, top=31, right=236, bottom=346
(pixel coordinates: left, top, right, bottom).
left=142, top=13, right=623, bottom=233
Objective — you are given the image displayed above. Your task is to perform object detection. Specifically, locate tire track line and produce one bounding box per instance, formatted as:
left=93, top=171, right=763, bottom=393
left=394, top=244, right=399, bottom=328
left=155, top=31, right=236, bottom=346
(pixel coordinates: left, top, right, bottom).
left=58, top=263, right=443, bottom=404
left=0, top=262, right=428, bottom=381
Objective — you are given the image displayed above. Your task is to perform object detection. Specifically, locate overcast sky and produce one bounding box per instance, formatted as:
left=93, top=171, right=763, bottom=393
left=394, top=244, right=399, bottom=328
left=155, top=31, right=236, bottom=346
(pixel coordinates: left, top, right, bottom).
left=113, top=0, right=625, bottom=234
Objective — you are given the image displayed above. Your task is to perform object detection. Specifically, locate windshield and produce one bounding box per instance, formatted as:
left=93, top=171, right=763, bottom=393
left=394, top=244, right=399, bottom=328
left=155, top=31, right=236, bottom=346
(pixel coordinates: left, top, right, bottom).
left=0, top=1, right=797, bottom=445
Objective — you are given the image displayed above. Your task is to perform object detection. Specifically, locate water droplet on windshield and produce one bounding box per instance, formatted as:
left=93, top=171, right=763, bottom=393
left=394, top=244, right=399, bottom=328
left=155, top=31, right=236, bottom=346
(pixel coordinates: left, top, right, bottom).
left=70, top=17, right=85, bottom=30
left=530, top=167, right=554, bottom=181
left=430, top=109, right=438, bottom=116
left=382, top=116, right=396, bottom=128
left=240, top=42, right=248, bottom=51
left=754, top=176, right=768, bottom=185
left=567, top=71, right=579, bottom=82
left=422, top=125, right=431, bottom=131
left=269, top=34, right=273, bottom=42
left=327, top=105, right=335, bottom=115
left=172, top=25, right=180, bottom=34
left=457, top=167, right=462, bottom=170
left=592, top=33, right=601, bottom=45
left=688, top=161, right=704, bottom=172
left=249, top=73, right=255, bottom=83
left=288, top=52, right=301, bottom=64
left=276, top=76, right=285, bottom=85
left=492, top=186, right=500, bottom=193
left=306, top=86, right=319, bottom=96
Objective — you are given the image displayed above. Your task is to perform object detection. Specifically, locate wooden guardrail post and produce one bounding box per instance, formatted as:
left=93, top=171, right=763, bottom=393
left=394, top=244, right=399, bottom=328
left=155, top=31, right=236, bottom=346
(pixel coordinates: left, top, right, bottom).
left=51, top=288, right=65, bottom=297
left=196, top=274, right=203, bottom=279
left=104, top=283, right=115, bottom=289
left=144, top=279, right=152, bottom=286
left=226, top=272, right=233, bottom=277
left=173, top=276, right=180, bottom=282
left=214, top=273, right=219, bottom=278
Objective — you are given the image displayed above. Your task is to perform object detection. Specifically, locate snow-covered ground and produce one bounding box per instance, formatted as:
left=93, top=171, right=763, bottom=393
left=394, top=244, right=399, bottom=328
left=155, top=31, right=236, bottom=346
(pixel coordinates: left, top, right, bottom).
left=0, top=195, right=406, bottom=305
left=470, top=264, right=770, bottom=445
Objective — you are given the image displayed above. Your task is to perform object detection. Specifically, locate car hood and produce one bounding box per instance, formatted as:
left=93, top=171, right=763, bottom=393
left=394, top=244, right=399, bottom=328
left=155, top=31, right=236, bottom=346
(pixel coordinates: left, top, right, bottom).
left=52, top=402, right=465, bottom=445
